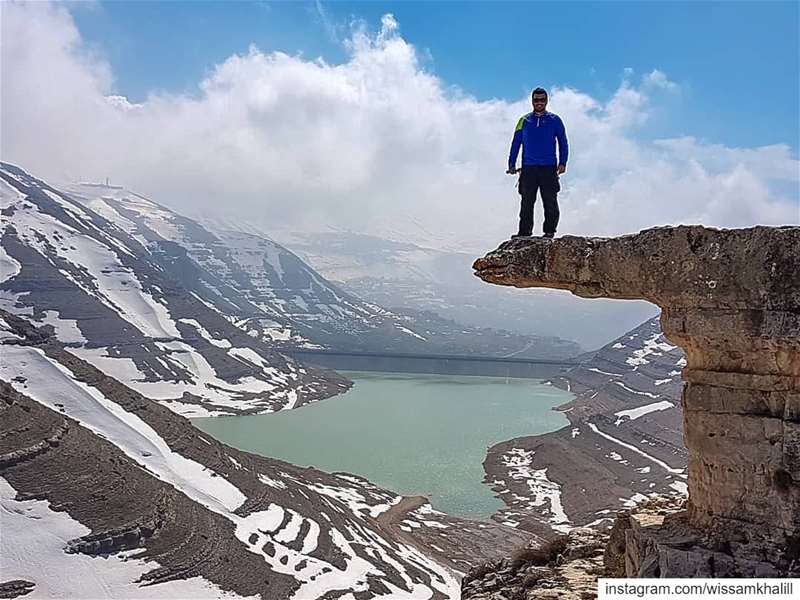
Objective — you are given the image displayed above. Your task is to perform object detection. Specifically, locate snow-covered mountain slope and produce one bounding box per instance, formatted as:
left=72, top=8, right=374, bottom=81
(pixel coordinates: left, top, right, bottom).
left=0, top=163, right=349, bottom=417
left=0, top=313, right=532, bottom=599
left=62, top=178, right=580, bottom=359
left=483, top=316, right=688, bottom=537
left=267, top=230, right=658, bottom=351
left=62, top=183, right=387, bottom=349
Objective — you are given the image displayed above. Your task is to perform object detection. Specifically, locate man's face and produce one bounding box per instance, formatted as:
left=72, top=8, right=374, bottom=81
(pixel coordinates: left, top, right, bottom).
left=532, top=94, right=548, bottom=112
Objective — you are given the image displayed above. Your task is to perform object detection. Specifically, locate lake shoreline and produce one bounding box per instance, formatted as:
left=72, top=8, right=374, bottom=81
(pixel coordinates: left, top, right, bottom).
left=194, top=370, right=573, bottom=521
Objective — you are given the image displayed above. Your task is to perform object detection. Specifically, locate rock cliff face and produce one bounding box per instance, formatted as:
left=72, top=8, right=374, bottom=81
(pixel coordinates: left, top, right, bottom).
left=473, top=226, right=800, bottom=578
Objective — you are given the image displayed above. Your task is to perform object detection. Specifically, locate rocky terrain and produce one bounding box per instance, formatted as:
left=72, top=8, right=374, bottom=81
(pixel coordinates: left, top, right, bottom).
left=462, top=498, right=685, bottom=600
left=469, top=225, right=799, bottom=595
left=0, top=313, right=535, bottom=599
left=483, top=316, right=688, bottom=537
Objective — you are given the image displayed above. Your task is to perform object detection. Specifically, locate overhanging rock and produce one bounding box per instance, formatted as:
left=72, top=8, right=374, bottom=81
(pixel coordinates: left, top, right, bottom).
left=474, top=225, right=800, bottom=575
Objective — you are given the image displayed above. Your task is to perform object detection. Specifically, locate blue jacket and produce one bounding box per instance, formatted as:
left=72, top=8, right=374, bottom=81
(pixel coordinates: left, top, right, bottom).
left=508, top=111, right=569, bottom=170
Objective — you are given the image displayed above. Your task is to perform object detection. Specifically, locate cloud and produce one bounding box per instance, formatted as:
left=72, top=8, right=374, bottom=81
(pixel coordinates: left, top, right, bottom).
left=1, top=2, right=797, bottom=252
left=644, top=69, right=678, bottom=91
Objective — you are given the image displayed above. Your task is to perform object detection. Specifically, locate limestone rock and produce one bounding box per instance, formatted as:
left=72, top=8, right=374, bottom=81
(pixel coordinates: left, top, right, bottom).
left=603, top=512, right=631, bottom=577
left=462, top=528, right=606, bottom=600
left=474, top=226, right=800, bottom=577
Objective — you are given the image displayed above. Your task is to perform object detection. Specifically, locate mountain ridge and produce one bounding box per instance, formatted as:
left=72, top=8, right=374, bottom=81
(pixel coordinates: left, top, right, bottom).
left=62, top=174, right=582, bottom=359
left=0, top=163, right=348, bottom=417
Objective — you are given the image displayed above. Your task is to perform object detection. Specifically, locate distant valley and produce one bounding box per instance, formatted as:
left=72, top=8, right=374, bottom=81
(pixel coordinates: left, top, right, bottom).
left=264, top=229, right=658, bottom=351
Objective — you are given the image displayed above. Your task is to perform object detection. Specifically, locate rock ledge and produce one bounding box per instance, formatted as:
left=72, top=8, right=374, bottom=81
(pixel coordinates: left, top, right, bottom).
left=473, top=226, right=800, bottom=577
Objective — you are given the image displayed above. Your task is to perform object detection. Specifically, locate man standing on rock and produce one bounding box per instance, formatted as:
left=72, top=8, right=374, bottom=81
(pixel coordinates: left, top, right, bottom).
left=506, top=88, right=569, bottom=238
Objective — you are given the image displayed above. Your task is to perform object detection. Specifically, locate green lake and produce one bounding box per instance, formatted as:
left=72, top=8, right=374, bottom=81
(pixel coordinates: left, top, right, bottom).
left=193, top=371, right=572, bottom=520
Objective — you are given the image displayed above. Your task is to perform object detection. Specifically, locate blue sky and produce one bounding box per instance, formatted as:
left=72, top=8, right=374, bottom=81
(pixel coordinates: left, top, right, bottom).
left=72, top=0, right=799, bottom=153
left=4, top=1, right=798, bottom=247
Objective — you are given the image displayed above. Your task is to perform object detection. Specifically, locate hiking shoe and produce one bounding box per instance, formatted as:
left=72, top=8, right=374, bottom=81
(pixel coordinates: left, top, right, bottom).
left=542, top=232, right=555, bottom=239
left=511, top=233, right=533, bottom=239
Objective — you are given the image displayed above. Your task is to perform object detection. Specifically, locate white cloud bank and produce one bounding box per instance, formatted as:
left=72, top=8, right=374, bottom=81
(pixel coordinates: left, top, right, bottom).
left=1, top=2, right=797, bottom=251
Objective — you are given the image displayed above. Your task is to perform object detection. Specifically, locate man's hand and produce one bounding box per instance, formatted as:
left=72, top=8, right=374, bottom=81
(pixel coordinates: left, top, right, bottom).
left=506, top=167, right=519, bottom=175
left=556, top=164, right=566, bottom=175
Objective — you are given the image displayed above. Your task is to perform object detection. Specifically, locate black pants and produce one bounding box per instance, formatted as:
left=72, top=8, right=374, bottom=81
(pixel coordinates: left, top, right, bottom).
left=518, top=165, right=560, bottom=236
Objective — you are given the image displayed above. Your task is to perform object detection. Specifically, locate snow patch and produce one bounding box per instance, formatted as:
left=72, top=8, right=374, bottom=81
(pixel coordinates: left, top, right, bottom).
left=0, top=317, right=22, bottom=342
left=262, top=327, right=292, bottom=341
left=501, top=448, right=571, bottom=532
left=588, top=422, right=684, bottom=474
left=0, top=243, right=21, bottom=284
left=614, top=400, right=675, bottom=425
left=258, top=474, right=288, bottom=490
left=179, top=318, right=232, bottom=348
left=614, top=381, right=660, bottom=399
left=302, top=481, right=401, bottom=519
left=70, top=343, right=282, bottom=415
left=670, top=481, right=688, bottom=495
left=625, top=332, right=677, bottom=367
left=34, top=310, right=87, bottom=344
left=588, top=367, right=621, bottom=376
left=396, top=325, right=427, bottom=341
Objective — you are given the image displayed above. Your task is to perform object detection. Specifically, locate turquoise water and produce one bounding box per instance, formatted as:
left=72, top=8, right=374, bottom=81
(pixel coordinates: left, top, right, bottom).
left=193, top=371, right=572, bottom=519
